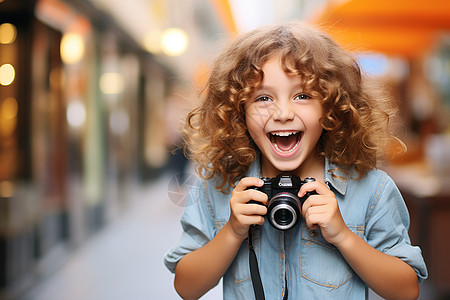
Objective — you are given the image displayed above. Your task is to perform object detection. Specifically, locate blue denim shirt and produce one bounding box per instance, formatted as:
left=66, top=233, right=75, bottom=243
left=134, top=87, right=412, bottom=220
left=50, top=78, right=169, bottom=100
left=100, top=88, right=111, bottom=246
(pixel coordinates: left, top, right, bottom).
left=164, top=158, right=428, bottom=299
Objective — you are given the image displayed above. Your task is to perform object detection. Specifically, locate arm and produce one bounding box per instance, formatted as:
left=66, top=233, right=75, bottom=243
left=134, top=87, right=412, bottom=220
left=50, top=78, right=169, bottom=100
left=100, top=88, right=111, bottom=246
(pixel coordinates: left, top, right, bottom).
left=335, top=229, right=419, bottom=300
left=301, top=181, right=419, bottom=300
left=174, top=222, right=244, bottom=299
left=174, top=177, right=268, bottom=300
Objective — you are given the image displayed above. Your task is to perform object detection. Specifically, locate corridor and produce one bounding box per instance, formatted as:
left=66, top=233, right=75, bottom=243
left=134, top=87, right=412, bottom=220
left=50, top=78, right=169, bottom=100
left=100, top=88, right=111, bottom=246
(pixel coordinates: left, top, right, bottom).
left=21, top=173, right=222, bottom=300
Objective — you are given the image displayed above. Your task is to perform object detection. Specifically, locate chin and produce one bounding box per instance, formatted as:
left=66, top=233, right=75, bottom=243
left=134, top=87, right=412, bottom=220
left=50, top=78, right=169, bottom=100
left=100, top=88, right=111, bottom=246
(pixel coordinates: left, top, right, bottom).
left=266, top=157, right=302, bottom=175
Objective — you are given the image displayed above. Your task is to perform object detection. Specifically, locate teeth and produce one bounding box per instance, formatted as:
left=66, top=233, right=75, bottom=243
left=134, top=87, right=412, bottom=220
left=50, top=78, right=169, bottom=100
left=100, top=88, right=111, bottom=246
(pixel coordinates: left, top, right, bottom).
left=271, top=131, right=299, bottom=137
left=269, top=131, right=302, bottom=154
left=273, top=141, right=299, bottom=153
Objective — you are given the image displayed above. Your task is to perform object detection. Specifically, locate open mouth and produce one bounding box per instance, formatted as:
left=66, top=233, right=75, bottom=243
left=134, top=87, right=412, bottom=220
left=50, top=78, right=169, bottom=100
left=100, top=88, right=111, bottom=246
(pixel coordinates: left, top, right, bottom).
left=268, top=131, right=302, bottom=155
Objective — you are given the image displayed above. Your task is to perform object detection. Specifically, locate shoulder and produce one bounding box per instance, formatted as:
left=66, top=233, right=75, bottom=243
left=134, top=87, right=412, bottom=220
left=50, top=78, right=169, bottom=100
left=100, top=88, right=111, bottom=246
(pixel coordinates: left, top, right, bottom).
left=363, top=168, right=402, bottom=201
left=360, top=168, right=409, bottom=224
left=183, top=174, right=232, bottom=224
left=186, top=174, right=231, bottom=206
left=346, top=167, right=398, bottom=195
left=326, top=159, right=395, bottom=198
left=349, top=168, right=402, bottom=206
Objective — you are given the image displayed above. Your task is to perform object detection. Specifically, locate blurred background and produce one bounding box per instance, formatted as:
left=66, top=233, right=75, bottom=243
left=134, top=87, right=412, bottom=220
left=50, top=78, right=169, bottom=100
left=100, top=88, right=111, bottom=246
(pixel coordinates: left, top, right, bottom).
left=0, top=0, right=449, bottom=299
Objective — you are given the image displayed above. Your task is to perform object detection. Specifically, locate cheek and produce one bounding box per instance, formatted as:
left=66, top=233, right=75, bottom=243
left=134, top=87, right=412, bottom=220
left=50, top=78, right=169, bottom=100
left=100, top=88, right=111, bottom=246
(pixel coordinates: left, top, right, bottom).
left=245, top=107, right=266, bottom=131
left=246, top=119, right=262, bottom=141
left=245, top=113, right=267, bottom=146
left=305, top=103, right=323, bottom=122
left=301, top=108, right=324, bottom=134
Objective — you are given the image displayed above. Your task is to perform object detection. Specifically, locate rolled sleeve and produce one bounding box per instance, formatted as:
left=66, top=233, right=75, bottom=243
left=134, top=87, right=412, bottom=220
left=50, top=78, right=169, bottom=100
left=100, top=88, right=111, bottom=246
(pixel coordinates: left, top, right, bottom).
left=365, top=173, right=428, bottom=282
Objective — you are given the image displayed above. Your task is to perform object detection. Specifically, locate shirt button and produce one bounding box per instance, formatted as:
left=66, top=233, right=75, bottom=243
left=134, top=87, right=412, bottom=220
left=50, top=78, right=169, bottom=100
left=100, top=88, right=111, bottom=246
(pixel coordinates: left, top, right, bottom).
left=309, top=230, right=317, bottom=238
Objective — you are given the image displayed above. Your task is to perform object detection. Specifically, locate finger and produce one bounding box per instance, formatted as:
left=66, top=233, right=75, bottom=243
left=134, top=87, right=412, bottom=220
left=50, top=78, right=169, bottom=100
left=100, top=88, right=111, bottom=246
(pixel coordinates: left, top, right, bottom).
left=235, top=177, right=264, bottom=192
left=240, top=202, right=268, bottom=216
left=303, top=206, right=325, bottom=229
left=305, top=217, right=320, bottom=230
left=298, top=181, right=332, bottom=198
left=301, top=195, right=323, bottom=216
left=231, top=189, right=268, bottom=207
left=232, top=178, right=267, bottom=205
left=246, top=189, right=269, bottom=205
left=233, top=202, right=264, bottom=215
left=235, top=214, right=265, bottom=226
left=302, top=194, right=331, bottom=211
left=302, top=199, right=328, bottom=223
left=247, top=215, right=265, bottom=226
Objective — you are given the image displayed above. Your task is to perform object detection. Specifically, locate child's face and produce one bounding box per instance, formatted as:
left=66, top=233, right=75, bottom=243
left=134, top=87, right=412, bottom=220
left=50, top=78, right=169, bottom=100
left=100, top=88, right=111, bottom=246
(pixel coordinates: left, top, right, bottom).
left=245, top=55, right=324, bottom=177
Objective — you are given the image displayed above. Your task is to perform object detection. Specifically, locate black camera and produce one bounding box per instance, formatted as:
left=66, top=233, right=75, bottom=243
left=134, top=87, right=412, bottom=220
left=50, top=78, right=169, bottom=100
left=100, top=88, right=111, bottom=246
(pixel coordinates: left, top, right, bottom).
left=248, top=175, right=316, bottom=230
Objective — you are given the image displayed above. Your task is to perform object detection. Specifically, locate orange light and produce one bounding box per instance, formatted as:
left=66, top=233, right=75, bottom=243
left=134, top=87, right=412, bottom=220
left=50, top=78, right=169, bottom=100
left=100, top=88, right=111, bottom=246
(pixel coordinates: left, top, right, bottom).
left=0, top=97, right=18, bottom=137
left=1, top=97, right=18, bottom=120
left=0, top=23, right=17, bottom=44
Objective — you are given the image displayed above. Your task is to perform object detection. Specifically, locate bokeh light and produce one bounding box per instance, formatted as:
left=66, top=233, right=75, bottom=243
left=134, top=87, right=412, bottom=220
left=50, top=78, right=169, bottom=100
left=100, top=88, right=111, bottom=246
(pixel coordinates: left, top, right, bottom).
left=60, top=32, right=85, bottom=64
left=0, top=64, right=15, bottom=86
left=66, top=99, right=86, bottom=128
left=0, top=23, right=17, bottom=44
left=160, top=27, right=188, bottom=56
left=99, top=72, right=124, bottom=95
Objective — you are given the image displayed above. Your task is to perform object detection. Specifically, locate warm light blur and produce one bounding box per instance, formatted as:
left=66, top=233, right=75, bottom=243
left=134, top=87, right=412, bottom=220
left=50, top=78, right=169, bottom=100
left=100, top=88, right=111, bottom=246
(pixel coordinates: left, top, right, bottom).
left=0, top=181, right=14, bottom=198
left=66, top=99, right=86, bottom=128
left=0, top=23, right=17, bottom=44
left=143, top=29, right=162, bottom=54
left=0, top=64, right=15, bottom=86
left=160, top=27, right=188, bottom=56
left=1, top=97, right=18, bottom=120
left=0, top=97, right=18, bottom=137
left=99, top=72, right=124, bottom=95
left=60, top=32, right=85, bottom=64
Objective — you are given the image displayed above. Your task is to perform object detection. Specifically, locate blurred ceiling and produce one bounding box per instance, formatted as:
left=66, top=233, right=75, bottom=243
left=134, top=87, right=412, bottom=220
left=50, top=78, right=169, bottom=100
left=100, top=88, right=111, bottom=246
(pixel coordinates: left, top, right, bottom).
left=309, top=0, right=450, bottom=58
left=82, top=0, right=322, bottom=82
left=52, top=0, right=450, bottom=81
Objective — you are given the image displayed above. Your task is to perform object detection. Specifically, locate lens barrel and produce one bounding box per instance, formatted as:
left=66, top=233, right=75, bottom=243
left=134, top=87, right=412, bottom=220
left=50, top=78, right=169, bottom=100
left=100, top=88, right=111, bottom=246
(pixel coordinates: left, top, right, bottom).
left=267, top=192, right=301, bottom=230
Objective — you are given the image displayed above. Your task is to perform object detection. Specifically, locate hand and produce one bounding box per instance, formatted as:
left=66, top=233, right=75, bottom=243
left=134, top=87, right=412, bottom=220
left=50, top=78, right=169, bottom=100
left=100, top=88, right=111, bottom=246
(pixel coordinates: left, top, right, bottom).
left=228, top=177, right=268, bottom=240
left=299, top=181, right=350, bottom=246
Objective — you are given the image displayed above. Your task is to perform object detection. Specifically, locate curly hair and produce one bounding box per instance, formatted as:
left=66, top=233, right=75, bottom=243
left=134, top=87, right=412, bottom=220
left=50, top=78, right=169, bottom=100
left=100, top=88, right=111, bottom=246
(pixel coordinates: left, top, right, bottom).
left=185, top=22, right=403, bottom=192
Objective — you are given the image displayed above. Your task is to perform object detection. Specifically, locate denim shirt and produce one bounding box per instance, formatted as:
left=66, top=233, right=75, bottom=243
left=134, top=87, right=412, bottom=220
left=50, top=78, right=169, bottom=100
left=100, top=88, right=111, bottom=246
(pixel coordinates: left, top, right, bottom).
left=164, top=158, right=428, bottom=299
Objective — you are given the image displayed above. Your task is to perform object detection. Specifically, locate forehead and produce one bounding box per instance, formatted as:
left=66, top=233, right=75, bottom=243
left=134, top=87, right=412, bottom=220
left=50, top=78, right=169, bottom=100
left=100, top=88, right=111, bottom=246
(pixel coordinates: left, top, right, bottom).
left=258, top=55, right=302, bottom=86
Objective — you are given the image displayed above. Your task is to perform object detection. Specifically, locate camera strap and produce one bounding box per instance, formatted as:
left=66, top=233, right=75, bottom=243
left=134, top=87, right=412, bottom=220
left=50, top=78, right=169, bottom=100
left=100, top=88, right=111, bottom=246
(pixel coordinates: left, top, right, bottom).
left=248, top=225, right=265, bottom=300
left=248, top=226, right=288, bottom=300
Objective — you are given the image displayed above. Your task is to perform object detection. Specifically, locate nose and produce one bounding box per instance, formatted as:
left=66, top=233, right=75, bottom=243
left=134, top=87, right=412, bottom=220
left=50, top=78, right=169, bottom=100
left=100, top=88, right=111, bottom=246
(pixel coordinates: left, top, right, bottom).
left=273, top=100, right=295, bottom=123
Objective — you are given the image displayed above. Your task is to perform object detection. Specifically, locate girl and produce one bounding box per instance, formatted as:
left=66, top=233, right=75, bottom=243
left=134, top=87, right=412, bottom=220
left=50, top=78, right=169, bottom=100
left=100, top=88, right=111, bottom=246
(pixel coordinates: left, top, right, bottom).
left=164, top=22, right=427, bottom=299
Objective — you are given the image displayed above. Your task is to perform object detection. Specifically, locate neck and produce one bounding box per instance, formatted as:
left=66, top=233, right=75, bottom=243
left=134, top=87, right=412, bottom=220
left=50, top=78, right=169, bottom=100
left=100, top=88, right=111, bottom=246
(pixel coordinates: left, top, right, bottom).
left=294, top=154, right=325, bottom=182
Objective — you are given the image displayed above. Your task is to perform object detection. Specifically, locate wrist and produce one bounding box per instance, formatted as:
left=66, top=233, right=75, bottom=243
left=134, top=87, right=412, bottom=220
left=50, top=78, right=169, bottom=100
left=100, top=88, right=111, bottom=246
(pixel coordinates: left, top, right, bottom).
left=223, top=221, right=248, bottom=244
left=333, top=227, right=355, bottom=251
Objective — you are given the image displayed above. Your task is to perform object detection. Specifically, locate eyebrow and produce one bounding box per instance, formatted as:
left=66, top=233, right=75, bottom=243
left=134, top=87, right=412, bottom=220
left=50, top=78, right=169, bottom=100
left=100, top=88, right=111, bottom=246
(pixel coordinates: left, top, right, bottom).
left=256, top=82, right=304, bottom=93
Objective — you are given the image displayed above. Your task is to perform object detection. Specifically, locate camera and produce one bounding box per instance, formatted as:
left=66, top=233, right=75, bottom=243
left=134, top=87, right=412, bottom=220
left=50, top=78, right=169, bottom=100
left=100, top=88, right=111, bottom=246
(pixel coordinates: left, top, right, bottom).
left=248, top=175, right=316, bottom=230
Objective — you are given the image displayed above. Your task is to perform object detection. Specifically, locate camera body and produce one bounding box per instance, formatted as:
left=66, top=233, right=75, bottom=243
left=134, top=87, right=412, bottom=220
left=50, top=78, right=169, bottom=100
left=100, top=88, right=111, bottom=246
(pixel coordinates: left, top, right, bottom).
left=248, top=175, right=316, bottom=230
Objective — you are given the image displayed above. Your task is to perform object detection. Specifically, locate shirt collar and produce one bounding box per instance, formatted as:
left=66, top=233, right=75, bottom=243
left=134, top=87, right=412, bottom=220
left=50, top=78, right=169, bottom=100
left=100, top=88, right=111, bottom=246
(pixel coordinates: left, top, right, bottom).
left=324, top=157, right=348, bottom=196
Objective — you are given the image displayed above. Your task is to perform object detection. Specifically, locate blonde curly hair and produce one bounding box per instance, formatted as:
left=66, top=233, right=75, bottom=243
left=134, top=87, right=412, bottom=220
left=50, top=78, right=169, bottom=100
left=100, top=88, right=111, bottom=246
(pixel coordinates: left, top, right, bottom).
left=185, top=22, right=402, bottom=192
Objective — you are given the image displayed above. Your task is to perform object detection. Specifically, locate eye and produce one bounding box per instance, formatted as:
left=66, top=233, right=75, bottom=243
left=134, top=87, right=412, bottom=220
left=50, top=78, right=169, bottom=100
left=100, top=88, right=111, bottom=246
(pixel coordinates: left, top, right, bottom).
left=294, top=93, right=311, bottom=101
left=255, top=95, right=272, bottom=102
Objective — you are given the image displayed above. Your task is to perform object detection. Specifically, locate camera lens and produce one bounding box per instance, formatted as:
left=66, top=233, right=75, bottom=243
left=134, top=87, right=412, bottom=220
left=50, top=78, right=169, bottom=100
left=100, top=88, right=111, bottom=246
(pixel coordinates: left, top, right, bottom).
left=274, top=207, right=293, bottom=225
left=273, top=205, right=294, bottom=225
left=267, top=192, right=300, bottom=230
